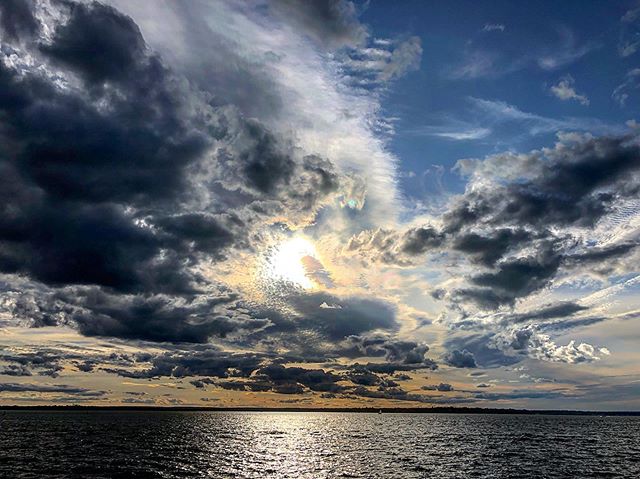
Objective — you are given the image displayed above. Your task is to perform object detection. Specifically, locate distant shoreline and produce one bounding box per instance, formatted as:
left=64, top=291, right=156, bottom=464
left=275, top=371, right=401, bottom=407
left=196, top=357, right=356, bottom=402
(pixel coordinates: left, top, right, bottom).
left=1, top=405, right=639, bottom=416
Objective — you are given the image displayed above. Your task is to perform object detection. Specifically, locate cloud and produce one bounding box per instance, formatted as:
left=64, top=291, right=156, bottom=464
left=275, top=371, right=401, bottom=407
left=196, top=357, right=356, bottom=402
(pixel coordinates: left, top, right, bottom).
left=444, top=349, right=477, bottom=368
left=0, top=364, right=32, bottom=376
left=550, top=75, right=590, bottom=106
left=0, top=383, right=106, bottom=396
left=619, top=6, right=640, bottom=57
left=449, top=26, right=594, bottom=80
left=504, top=301, right=589, bottom=324
left=405, top=123, right=491, bottom=141
left=106, top=0, right=403, bottom=224
left=406, top=97, right=619, bottom=146
left=255, top=363, right=343, bottom=393
left=341, top=35, right=423, bottom=87
left=347, top=227, right=444, bottom=265
left=613, top=68, right=640, bottom=106
left=378, top=36, right=422, bottom=82
left=0, top=0, right=39, bottom=41
left=433, top=128, right=491, bottom=141
left=421, top=383, right=454, bottom=391
left=443, top=335, right=521, bottom=368
left=0, top=0, right=365, bottom=345
left=536, top=28, right=593, bottom=70
left=269, top=0, right=367, bottom=49
left=493, top=329, right=611, bottom=364
left=350, top=132, right=640, bottom=315
left=103, top=348, right=266, bottom=380
left=467, top=97, right=614, bottom=136
left=339, top=334, right=436, bottom=367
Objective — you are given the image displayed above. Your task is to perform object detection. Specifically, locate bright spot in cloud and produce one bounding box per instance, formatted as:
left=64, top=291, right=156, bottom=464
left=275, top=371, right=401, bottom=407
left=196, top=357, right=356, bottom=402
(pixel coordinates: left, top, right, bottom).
left=263, top=237, right=319, bottom=289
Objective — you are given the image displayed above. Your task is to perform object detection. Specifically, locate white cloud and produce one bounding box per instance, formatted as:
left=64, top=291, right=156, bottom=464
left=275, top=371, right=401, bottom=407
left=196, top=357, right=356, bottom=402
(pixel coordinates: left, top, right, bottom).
left=100, top=0, right=409, bottom=230
left=550, top=75, right=590, bottom=106
left=405, top=123, right=491, bottom=141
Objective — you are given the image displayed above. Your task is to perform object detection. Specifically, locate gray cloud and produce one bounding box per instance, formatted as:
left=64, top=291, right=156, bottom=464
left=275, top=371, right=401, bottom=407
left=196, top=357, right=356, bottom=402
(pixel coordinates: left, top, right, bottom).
left=421, top=383, right=454, bottom=392
left=0, top=382, right=106, bottom=396
left=350, top=132, right=640, bottom=310
left=0, top=0, right=38, bottom=41
left=270, top=0, right=367, bottom=49
left=444, top=349, right=477, bottom=368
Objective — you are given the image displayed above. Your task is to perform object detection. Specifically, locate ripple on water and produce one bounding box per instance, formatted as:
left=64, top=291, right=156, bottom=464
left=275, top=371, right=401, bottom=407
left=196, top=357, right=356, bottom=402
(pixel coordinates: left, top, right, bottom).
left=1, top=412, right=639, bottom=478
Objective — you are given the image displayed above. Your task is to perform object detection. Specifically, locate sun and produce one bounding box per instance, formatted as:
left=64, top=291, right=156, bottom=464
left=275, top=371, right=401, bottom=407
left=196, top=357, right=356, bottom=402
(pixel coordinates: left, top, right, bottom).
left=262, top=237, right=319, bottom=289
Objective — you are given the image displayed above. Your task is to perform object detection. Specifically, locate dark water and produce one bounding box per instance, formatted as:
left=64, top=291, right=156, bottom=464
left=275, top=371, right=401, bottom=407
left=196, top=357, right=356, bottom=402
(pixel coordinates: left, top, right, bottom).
left=1, top=411, right=639, bottom=478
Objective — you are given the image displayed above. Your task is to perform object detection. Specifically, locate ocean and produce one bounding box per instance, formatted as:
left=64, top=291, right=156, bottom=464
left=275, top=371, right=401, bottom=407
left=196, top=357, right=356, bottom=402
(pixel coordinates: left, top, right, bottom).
left=1, top=411, right=639, bottom=478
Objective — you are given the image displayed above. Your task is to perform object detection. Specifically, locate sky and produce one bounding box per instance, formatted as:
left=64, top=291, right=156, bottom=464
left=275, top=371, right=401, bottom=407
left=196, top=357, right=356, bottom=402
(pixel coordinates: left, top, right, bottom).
left=0, top=0, right=639, bottom=411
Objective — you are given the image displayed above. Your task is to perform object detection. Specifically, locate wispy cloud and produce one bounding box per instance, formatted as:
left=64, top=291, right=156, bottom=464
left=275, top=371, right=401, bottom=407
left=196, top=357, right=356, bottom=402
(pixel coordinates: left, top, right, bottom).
left=449, top=26, right=596, bottom=80
left=619, top=5, right=640, bottom=57
left=469, top=97, right=618, bottom=136
left=405, top=98, right=619, bottom=143
left=405, top=122, right=491, bottom=141
left=536, top=28, right=594, bottom=70
left=613, top=68, right=640, bottom=106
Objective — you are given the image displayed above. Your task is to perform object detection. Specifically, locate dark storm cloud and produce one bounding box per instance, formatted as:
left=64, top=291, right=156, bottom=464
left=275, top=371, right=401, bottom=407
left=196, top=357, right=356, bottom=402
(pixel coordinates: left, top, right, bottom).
left=462, top=243, right=563, bottom=308
left=104, top=348, right=266, bottom=379
left=0, top=364, right=32, bottom=376
left=452, top=134, right=640, bottom=230
left=41, top=2, right=147, bottom=85
left=0, top=346, right=143, bottom=378
left=399, top=227, right=445, bottom=255
left=75, top=361, right=96, bottom=373
left=508, top=329, right=532, bottom=351
left=356, top=361, right=437, bottom=374
left=443, top=349, right=477, bottom=368
left=251, top=292, right=398, bottom=342
left=67, top=289, right=269, bottom=344
left=0, top=0, right=346, bottom=345
left=0, top=350, right=68, bottom=377
left=451, top=229, right=533, bottom=267
left=97, top=346, right=440, bottom=400
left=0, top=3, right=210, bottom=295
left=255, top=363, right=343, bottom=393
left=444, top=335, right=520, bottom=368
left=0, top=0, right=38, bottom=41
left=564, top=242, right=640, bottom=265
left=539, top=316, right=607, bottom=332
left=421, top=383, right=454, bottom=392
left=505, top=301, right=589, bottom=324
left=270, top=0, right=367, bottom=49
left=338, top=334, right=435, bottom=367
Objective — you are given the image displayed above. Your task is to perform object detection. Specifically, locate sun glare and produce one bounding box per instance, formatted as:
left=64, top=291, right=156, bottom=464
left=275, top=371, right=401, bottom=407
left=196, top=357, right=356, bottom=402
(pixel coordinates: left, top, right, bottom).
left=263, top=237, right=318, bottom=289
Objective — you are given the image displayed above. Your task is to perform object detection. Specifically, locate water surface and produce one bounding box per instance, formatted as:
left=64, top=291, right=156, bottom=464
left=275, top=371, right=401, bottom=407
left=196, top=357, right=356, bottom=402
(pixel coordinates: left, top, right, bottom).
left=2, top=411, right=639, bottom=478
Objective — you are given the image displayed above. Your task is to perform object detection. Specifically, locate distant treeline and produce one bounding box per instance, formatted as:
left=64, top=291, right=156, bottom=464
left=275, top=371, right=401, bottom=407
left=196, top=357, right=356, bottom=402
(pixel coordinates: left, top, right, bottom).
left=1, top=405, right=639, bottom=416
